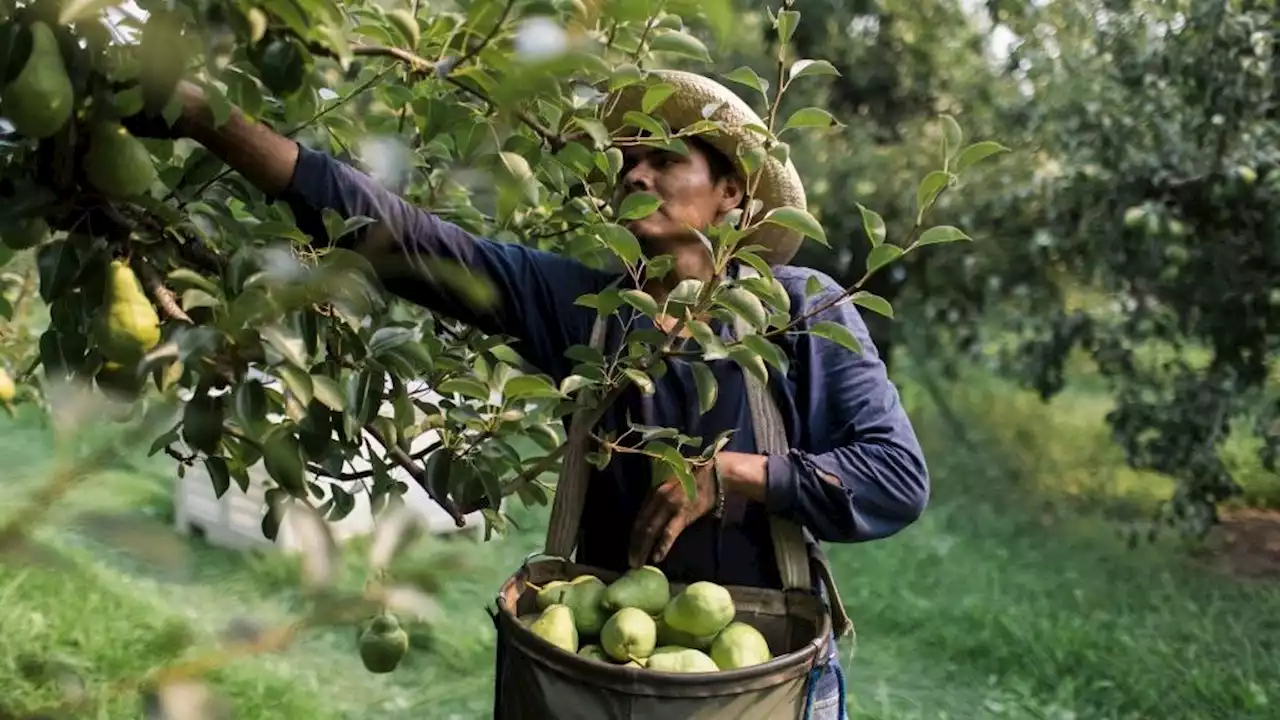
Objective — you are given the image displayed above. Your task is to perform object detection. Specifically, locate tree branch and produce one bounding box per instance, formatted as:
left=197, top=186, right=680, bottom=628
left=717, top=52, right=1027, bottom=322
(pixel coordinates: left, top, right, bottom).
left=132, top=255, right=192, bottom=324
left=456, top=0, right=517, bottom=69
left=364, top=424, right=465, bottom=526
left=306, top=439, right=442, bottom=482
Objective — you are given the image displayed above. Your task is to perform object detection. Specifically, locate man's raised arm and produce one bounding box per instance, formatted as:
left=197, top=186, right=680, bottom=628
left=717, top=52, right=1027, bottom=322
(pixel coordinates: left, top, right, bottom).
left=162, top=84, right=612, bottom=380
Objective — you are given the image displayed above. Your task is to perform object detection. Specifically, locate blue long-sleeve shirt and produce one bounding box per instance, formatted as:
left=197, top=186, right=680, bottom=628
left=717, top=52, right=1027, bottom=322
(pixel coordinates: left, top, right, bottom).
left=278, top=143, right=930, bottom=590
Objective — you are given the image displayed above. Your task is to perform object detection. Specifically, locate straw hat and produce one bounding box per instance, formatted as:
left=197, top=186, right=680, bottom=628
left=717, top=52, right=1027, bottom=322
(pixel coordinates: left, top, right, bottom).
left=602, top=69, right=808, bottom=266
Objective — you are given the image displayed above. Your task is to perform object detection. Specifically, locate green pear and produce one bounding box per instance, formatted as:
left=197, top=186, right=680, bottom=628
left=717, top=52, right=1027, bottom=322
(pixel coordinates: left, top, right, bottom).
left=83, top=122, right=158, bottom=199
left=358, top=614, right=409, bottom=674
left=709, top=621, right=772, bottom=670
left=600, top=607, right=656, bottom=662
left=577, top=644, right=609, bottom=663
left=563, top=575, right=608, bottom=636
left=602, top=565, right=669, bottom=615
left=534, top=580, right=570, bottom=610
left=656, top=612, right=716, bottom=651
left=95, top=260, right=161, bottom=365
left=1, top=216, right=49, bottom=251
left=663, top=581, right=735, bottom=638
left=1, top=21, right=74, bottom=139
left=529, top=604, right=578, bottom=654
left=645, top=646, right=720, bottom=673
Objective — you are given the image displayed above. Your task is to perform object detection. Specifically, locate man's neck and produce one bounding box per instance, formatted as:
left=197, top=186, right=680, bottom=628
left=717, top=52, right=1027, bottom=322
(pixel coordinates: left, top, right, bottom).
left=641, top=248, right=716, bottom=304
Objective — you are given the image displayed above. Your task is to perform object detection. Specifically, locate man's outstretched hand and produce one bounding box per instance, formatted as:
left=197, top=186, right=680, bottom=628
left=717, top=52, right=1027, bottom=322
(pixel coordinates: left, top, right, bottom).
left=121, top=81, right=207, bottom=140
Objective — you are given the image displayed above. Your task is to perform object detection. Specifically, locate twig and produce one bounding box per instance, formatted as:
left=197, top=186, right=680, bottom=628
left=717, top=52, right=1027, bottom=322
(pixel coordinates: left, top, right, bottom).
left=364, top=423, right=465, bottom=526
left=306, top=439, right=442, bottom=482
left=132, top=256, right=192, bottom=324
left=455, top=0, right=517, bottom=69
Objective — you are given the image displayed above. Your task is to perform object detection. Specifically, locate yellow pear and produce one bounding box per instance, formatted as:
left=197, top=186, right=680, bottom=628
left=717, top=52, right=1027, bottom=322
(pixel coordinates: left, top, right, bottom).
left=1, top=21, right=74, bottom=139
left=83, top=123, right=158, bottom=199
left=0, top=367, right=16, bottom=403
left=95, top=260, right=161, bottom=365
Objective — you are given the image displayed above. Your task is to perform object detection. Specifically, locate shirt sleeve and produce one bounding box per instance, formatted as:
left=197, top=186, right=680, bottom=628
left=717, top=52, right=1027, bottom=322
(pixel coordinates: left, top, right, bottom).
left=274, top=143, right=613, bottom=380
left=763, top=279, right=931, bottom=543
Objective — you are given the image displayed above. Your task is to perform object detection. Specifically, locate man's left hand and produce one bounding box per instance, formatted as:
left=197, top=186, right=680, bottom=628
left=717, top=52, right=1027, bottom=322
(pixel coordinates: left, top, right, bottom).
left=629, top=460, right=718, bottom=568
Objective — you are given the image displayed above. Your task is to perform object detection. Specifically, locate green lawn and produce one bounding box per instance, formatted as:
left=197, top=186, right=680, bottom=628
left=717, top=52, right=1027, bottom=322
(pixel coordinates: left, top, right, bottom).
left=1, top=365, right=1278, bottom=719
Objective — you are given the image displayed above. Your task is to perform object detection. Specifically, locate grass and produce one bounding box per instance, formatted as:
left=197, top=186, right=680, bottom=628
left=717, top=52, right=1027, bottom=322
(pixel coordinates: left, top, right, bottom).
left=0, top=364, right=1278, bottom=719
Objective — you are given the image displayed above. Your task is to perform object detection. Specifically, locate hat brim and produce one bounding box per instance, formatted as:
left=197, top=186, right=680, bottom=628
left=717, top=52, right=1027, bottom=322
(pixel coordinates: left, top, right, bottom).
left=601, top=69, right=807, bottom=266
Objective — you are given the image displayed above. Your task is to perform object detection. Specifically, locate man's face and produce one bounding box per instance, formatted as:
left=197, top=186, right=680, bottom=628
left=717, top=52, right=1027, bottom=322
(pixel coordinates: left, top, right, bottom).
left=616, top=142, right=744, bottom=257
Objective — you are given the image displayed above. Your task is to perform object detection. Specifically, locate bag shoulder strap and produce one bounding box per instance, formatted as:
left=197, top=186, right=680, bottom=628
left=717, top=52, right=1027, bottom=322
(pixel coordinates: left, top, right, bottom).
left=735, top=264, right=854, bottom=638
left=544, top=313, right=610, bottom=559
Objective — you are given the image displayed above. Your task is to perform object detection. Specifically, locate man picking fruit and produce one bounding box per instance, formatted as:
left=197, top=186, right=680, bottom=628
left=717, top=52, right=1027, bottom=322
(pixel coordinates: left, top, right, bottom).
left=138, top=70, right=929, bottom=718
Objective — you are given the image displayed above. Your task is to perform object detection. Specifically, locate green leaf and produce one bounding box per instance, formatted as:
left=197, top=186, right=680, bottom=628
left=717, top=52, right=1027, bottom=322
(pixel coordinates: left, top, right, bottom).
left=36, top=241, right=81, bottom=304
left=649, top=30, right=711, bottom=62
left=167, top=268, right=220, bottom=295
left=743, top=334, right=788, bottom=374
left=622, top=111, right=666, bottom=138
left=915, top=171, right=952, bottom=222
left=610, top=63, right=644, bottom=90
left=805, top=276, right=825, bottom=299
left=642, top=83, right=675, bottom=113
left=205, top=457, right=231, bottom=499
left=720, top=286, right=768, bottom=330
left=618, top=192, right=663, bottom=221
left=782, top=107, right=839, bottom=133
left=620, top=289, right=659, bottom=317
left=851, top=291, right=894, bottom=319
left=954, top=141, right=1011, bottom=174
left=311, top=375, right=346, bottom=411
left=866, top=245, right=904, bottom=275
left=368, top=326, right=416, bottom=357
left=279, top=364, right=314, bottom=408
left=728, top=344, right=768, bottom=383
left=940, top=114, right=963, bottom=159
left=690, top=362, right=718, bottom=416
left=915, top=225, right=972, bottom=247
left=623, top=367, right=656, bottom=395
left=439, top=377, right=492, bottom=403
left=600, top=225, right=643, bottom=266
left=775, top=10, right=799, bottom=45
left=261, top=323, right=308, bottom=369
left=810, top=321, right=863, bottom=354
left=504, top=374, right=563, bottom=400
left=181, top=289, right=220, bottom=312
left=762, top=207, right=827, bottom=246
left=788, top=59, right=841, bottom=81
left=723, top=66, right=769, bottom=96
left=857, top=203, right=886, bottom=247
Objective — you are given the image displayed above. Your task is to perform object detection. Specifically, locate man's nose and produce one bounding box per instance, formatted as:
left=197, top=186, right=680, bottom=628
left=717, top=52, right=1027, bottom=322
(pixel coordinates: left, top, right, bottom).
left=622, top=161, right=655, bottom=194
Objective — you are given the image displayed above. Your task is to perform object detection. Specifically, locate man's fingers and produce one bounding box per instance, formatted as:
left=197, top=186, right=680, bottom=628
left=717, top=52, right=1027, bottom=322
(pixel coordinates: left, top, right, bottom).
left=630, top=486, right=678, bottom=567
left=630, top=505, right=672, bottom=568
left=651, top=515, right=688, bottom=564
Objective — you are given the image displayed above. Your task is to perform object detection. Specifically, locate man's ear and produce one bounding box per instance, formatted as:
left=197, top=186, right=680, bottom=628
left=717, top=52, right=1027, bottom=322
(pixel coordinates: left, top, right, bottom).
left=718, top=174, right=746, bottom=215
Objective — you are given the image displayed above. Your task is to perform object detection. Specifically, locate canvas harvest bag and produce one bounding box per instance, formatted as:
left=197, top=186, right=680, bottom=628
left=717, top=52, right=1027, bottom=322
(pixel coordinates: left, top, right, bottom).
left=490, top=267, right=854, bottom=719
